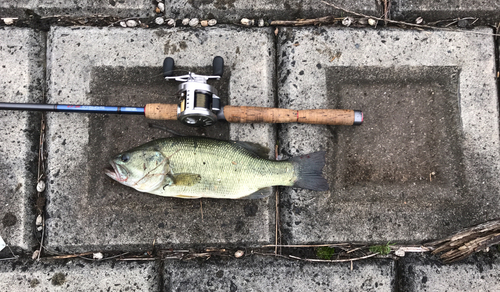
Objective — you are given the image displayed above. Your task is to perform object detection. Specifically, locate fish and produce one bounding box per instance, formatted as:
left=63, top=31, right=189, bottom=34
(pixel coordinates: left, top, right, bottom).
left=104, top=137, right=328, bottom=199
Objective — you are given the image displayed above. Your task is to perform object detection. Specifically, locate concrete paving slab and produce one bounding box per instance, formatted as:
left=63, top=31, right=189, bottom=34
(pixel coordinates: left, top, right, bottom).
left=0, top=0, right=379, bottom=22
left=0, top=0, right=154, bottom=19
left=45, top=26, right=276, bottom=253
left=166, top=0, right=379, bottom=22
left=277, top=27, right=500, bottom=244
left=0, top=27, right=44, bottom=252
left=164, top=255, right=395, bottom=291
left=399, top=253, right=500, bottom=292
left=392, top=0, right=500, bottom=25
left=0, top=259, right=159, bottom=291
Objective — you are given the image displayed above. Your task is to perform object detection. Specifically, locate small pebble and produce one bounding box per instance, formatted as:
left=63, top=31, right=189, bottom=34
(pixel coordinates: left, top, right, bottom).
left=155, top=17, right=165, bottom=25
left=166, top=18, right=175, bottom=26
left=119, top=21, right=127, bottom=27
left=368, top=18, right=377, bottom=26
left=32, top=250, right=40, bottom=260
left=189, top=18, right=199, bottom=27
left=36, top=180, right=46, bottom=192
left=258, top=18, right=265, bottom=27
left=395, top=249, right=405, bottom=257
left=93, top=252, right=104, bottom=260
left=36, top=215, right=43, bottom=226
left=208, top=19, right=217, bottom=26
left=234, top=250, right=244, bottom=258
left=241, top=18, right=254, bottom=26
left=157, top=2, right=165, bottom=12
left=182, top=18, right=190, bottom=26
left=155, top=7, right=161, bottom=14
left=201, top=20, right=208, bottom=27
left=2, top=18, right=15, bottom=25
left=126, top=19, right=138, bottom=27
left=342, top=17, right=354, bottom=27
left=415, top=17, right=424, bottom=24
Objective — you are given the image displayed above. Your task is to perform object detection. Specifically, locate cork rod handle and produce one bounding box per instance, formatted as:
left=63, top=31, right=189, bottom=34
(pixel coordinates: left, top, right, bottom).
left=144, top=104, right=363, bottom=125
left=223, top=106, right=362, bottom=125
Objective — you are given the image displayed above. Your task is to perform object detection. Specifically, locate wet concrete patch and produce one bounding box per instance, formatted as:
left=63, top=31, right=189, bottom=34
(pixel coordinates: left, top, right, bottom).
left=325, top=66, right=465, bottom=195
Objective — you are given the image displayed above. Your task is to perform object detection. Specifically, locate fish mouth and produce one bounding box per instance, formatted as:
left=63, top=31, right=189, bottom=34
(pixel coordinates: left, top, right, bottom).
left=104, top=161, right=128, bottom=182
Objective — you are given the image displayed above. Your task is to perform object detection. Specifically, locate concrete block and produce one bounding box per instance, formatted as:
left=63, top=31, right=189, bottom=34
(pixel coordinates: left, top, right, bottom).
left=277, top=27, right=500, bottom=244
left=45, top=26, right=276, bottom=253
left=0, top=0, right=154, bottom=18
left=0, top=0, right=379, bottom=22
left=0, top=27, right=45, bottom=252
left=399, top=253, right=500, bottom=292
left=166, top=0, right=379, bottom=22
left=0, top=259, right=159, bottom=291
left=392, top=0, right=500, bottom=25
left=164, top=255, right=395, bottom=291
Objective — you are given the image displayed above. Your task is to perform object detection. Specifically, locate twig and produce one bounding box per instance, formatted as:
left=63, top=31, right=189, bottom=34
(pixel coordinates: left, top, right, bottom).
left=78, top=252, right=130, bottom=261
left=320, top=0, right=500, bottom=36
left=263, top=243, right=350, bottom=248
left=118, top=257, right=159, bottom=261
left=255, top=251, right=378, bottom=263
left=270, top=16, right=340, bottom=26
left=44, top=252, right=94, bottom=260
left=383, top=0, right=388, bottom=26
left=200, top=200, right=204, bottom=221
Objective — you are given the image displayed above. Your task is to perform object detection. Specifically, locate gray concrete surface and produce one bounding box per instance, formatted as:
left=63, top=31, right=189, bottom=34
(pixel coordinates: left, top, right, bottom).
left=392, top=0, right=500, bottom=25
left=44, top=25, right=276, bottom=253
left=1, top=0, right=500, bottom=290
left=0, top=259, right=159, bottom=291
left=399, top=253, right=500, bottom=292
left=277, top=26, right=500, bottom=244
left=0, top=0, right=154, bottom=19
left=0, top=27, right=45, bottom=252
left=0, top=0, right=379, bottom=22
left=164, top=255, right=395, bottom=291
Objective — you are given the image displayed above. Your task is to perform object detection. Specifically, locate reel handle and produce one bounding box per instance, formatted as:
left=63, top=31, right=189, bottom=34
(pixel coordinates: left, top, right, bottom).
left=145, top=104, right=363, bottom=125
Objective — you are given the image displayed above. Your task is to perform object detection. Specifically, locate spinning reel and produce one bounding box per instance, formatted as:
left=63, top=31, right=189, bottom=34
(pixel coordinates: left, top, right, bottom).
left=163, top=56, right=224, bottom=127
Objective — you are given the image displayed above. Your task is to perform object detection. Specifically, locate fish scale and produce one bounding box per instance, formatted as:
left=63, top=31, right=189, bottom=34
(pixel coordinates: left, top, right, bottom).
left=154, top=138, right=295, bottom=198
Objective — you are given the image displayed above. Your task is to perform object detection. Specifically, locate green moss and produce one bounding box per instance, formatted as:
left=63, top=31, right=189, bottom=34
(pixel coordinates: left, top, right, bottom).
left=316, top=246, right=335, bottom=260
left=369, top=242, right=395, bottom=255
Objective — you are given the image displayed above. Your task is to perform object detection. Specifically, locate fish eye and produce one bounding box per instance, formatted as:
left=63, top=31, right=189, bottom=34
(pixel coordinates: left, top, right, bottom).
left=120, top=154, right=130, bottom=163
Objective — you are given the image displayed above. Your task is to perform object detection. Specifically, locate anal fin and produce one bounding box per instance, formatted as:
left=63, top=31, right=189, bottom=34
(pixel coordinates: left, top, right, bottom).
left=239, top=187, right=273, bottom=199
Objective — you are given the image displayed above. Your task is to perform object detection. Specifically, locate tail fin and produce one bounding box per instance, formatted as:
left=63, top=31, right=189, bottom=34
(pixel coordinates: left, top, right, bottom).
left=290, top=151, right=329, bottom=191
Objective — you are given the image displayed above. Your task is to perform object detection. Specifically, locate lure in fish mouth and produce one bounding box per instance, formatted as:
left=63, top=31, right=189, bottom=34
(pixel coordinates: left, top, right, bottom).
left=105, top=137, right=329, bottom=199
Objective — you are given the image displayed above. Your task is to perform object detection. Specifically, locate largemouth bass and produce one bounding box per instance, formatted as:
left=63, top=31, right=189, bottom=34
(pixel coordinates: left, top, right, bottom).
left=105, top=137, right=328, bottom=199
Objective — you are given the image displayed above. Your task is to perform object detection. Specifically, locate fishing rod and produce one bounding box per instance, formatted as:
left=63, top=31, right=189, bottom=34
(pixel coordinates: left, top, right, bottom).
left=0, top=57, right=363, bottom=127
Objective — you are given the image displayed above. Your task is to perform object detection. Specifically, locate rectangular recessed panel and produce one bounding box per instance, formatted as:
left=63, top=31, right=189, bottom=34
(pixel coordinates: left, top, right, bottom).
left=326, top=66, right=464, bottom=200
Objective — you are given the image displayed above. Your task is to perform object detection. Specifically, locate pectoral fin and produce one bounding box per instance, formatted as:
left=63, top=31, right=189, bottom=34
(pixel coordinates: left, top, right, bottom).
left=172, top=173, right=202, bottom=186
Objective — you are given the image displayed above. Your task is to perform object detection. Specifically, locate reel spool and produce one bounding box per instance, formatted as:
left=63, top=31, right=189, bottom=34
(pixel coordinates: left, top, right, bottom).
left=163, top=57, right=224, bottom=127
